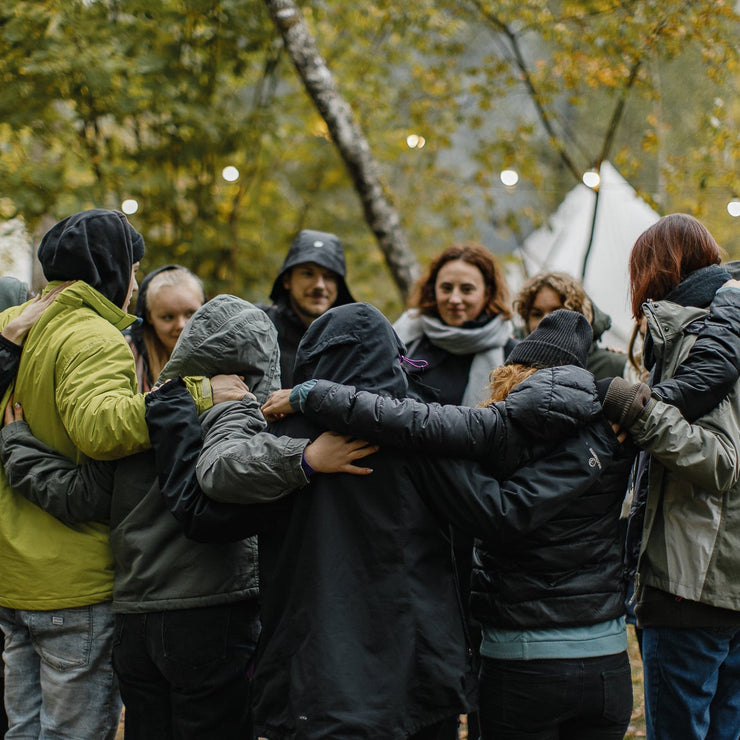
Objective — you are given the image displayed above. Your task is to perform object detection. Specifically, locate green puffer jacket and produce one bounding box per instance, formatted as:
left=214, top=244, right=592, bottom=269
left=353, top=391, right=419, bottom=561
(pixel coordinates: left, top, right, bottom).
left=631, top=298, right=740, bottom=612
left=0, top=281, right=213, bottom=610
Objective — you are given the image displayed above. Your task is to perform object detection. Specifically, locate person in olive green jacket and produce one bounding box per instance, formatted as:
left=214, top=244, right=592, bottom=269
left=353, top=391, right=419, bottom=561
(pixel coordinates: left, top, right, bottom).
left=0, top=281, right=62, bottom=740
left=0, top=209, right=246, bottom=740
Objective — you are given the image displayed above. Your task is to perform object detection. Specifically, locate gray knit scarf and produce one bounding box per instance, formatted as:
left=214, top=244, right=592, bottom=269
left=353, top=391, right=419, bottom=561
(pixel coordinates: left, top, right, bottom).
left=393, top=309, right=512, bottom=406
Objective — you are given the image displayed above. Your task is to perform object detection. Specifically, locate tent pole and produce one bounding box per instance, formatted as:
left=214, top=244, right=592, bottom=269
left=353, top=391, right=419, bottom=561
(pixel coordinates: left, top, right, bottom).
left=581, top=172, right=601, bottom=281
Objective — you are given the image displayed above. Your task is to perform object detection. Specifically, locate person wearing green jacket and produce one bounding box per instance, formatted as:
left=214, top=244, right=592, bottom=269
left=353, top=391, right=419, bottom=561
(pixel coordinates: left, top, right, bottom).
left=0, top=210, right=247, bottom=740
left=0, top=282, right=64, bottom=740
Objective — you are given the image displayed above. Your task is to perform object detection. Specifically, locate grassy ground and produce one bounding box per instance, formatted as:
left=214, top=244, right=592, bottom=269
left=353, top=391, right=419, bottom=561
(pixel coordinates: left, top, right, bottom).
left=115, top=629, right=647, bottom=739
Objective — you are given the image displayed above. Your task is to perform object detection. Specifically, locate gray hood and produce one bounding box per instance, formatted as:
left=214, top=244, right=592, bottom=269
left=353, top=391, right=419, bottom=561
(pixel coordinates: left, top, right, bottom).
left=0, top=277, right=29, bottom=312
left=159, top=294, right=281, bottom=404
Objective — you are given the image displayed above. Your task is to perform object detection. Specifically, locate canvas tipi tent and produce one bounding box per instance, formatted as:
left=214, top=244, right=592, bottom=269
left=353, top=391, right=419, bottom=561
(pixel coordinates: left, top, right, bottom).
left=516, top=161, right=660, bottom=349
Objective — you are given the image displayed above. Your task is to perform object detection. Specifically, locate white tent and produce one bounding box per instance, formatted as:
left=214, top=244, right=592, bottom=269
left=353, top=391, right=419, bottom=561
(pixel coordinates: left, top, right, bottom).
left=515, top=161, right=660, bottom=349
left=0, top=218, right=34, bottom=286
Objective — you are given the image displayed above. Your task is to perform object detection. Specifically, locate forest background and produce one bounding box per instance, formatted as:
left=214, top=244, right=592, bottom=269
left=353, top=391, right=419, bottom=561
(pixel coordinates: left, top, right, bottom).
left=1, top=0, right=738, bottom=319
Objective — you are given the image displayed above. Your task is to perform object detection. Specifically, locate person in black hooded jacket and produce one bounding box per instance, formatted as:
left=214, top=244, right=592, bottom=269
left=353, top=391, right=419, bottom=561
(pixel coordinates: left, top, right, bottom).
left=260, top=229, right=355, bottom=386
left=263, top=309, right=634, bottom=739
left=192, top=302, right=621, bottom=740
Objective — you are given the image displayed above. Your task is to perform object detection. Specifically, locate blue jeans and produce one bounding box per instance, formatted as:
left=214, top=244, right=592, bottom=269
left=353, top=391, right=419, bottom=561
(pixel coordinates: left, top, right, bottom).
left=642, top=625, right=740, bottom=740
left=478, top=652, right=633, bottom=740
left=112, top=600, right=260, bottom=740
left=0, top=602, right=121, bottom=739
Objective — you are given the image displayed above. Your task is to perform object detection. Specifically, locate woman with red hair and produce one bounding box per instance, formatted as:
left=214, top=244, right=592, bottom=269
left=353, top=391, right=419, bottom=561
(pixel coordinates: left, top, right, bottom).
left=393, top=243, right=515, bottom=739
left=600, top=213, right=740, bottom=740
left=394, top=243, right=514, bottom=407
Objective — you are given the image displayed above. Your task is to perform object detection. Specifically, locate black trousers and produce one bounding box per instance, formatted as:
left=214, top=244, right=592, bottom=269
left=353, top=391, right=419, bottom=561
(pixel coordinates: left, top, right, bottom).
left=478, top=651, right=633, bottom=740
left=113, top=600, right=260, bottom=740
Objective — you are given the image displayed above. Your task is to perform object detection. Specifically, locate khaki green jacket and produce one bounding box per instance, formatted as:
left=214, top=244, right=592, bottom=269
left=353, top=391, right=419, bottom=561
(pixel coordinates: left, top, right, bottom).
left=632, top=299, right=740, bottom=611
left=0, top=281, right=212, bottom=609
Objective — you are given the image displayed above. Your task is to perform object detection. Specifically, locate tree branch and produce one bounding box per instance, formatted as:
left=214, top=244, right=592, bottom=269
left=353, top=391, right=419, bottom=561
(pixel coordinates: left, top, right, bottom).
left=262, top=0, right=419, bottom=298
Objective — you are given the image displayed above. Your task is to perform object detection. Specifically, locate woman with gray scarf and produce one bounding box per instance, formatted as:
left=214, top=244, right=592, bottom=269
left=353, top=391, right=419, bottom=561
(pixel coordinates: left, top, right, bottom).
left=394, top=243, right=515, bottom=407
left=393, top=243, right=514, bottom=740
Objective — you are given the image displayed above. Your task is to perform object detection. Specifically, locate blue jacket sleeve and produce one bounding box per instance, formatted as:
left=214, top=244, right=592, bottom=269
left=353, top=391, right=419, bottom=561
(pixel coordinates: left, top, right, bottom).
left=145, top=380, right=276, bottom=542
left=652, top=287, right=740, bottom=421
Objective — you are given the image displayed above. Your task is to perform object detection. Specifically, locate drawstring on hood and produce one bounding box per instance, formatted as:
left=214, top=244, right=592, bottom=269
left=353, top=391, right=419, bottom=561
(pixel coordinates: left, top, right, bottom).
left=37, top=209, right=145, bottom=309
left=399, top=355, right=430, bottom=370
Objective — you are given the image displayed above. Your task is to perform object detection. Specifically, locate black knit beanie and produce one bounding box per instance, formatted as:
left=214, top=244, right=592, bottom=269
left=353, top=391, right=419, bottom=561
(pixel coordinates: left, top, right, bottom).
left=38, top=209, right=145, bottom=309
left=506, top=309, right=592, bottom=368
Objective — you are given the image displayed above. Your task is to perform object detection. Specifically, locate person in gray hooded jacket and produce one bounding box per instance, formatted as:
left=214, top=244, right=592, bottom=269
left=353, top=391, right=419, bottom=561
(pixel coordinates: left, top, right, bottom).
left=261, top=229, right=355, bottom=386
left=600, top=215, right=740, bottom=740
left=0, top=295, right=375, bottom=740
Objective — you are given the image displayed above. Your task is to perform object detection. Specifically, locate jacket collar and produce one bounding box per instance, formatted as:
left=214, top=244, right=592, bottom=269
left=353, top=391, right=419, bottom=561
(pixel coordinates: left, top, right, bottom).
left=643, top=299, right=707, bottom=375
left=49, top=280, right=137, bottom=332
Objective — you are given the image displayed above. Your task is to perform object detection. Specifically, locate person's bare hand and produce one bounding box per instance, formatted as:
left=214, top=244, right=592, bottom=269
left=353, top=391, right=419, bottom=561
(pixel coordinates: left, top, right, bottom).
left=210, top=374, right=253, bottom=404
left=1, top=281, right=74, bottom=345
left=3, top=395, right=23, bottom=427
left=303, top=431, right=379, bottom=476
left=261, top=389, right=295, bottom=422
left=610, top=421, right=628, bottom=444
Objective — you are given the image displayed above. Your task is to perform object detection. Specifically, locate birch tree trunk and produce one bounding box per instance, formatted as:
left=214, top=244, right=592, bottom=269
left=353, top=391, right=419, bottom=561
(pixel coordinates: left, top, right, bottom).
left=263, top=0, right=419, bottom=299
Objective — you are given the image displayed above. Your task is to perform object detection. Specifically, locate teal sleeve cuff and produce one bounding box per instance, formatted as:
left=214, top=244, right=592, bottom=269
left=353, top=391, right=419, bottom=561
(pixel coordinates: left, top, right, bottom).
left=289, top=379, right=318, bottom=412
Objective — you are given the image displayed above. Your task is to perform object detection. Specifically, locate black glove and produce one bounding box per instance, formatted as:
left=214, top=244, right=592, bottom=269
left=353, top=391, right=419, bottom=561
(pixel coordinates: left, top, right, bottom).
left=602, top=377, right=652, bottom=427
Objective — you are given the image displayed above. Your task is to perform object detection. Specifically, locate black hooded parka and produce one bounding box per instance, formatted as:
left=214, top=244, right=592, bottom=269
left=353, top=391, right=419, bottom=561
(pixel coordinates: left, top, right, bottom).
left=261, top=229, right=355, bottom=386
left=252, top=303, right=477, bottom=740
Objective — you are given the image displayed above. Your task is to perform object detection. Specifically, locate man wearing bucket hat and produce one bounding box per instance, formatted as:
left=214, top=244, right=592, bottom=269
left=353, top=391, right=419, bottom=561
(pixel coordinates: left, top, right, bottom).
left=261, top=229, right=355, bottom=386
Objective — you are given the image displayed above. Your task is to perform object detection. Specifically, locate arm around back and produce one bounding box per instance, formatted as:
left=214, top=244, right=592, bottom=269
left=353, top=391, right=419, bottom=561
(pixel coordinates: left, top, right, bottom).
left=195, top=394, right=308, bottom=505
left=0, top=419, right=114, bottom=525
left=652, top=286, right=740, bottom=421
left=415, top=415, right=622, bottom=542
left=145, top=379, right=279, bottom=542
left=301, top=365, right=600, bottom=468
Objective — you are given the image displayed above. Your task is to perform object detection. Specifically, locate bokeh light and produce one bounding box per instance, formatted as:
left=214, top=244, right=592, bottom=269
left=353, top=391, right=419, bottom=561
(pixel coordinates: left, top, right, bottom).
left=500, top=169, right=519, bottom=187
left=582, top=170, right=601, bottom=189
left=406, top=134, right=426, bottom=149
